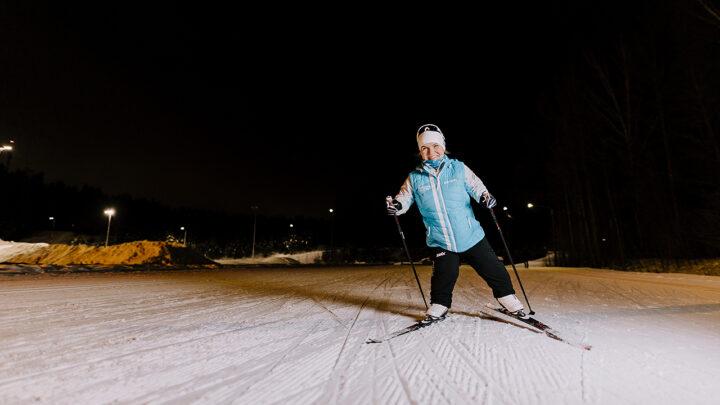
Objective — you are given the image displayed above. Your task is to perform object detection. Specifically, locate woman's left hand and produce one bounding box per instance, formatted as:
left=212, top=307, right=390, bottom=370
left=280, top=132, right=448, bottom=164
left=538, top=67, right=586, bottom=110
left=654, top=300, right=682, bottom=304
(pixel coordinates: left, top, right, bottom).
left=482, top=192, right=497, bottom=209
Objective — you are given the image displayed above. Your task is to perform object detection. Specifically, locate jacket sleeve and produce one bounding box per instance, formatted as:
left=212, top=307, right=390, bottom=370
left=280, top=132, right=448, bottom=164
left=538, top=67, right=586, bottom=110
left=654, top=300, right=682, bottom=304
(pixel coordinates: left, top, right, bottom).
left=394, top=176, right=414, bottom=215
left=463, top=163, right=489, bottom=203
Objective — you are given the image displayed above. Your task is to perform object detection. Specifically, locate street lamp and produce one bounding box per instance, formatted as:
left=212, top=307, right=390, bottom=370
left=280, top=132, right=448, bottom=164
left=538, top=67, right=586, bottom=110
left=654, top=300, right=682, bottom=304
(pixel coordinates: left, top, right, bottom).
left=287, top=223, right=295, bottom=254
left=0, top=145, right=12, bottom=168
left=329, top=208, right=335, bottom=262
left=180, top=226, right=187, bottom=246
left=251, top=205, right=259, bottom=258
left=49, top=216, right=56, bottom=230
left=103, top=208, right=115, bottom=247
left=527, top=201, right=556, bottom=258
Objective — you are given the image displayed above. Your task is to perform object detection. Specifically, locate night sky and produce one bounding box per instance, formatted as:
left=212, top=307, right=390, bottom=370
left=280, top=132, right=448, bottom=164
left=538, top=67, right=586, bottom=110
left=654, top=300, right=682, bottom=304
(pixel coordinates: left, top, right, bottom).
left=2, top=2, right=640, bottom=217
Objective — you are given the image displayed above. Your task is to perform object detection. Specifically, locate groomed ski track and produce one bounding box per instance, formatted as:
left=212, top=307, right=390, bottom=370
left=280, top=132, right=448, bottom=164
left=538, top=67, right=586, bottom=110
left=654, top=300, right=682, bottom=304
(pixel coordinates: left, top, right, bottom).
left=1, top=265, right=719, bottom=404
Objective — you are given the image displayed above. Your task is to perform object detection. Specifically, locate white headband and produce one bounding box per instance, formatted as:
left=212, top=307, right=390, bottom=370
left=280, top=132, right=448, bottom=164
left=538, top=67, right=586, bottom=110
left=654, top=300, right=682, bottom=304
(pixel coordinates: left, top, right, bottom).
left=417, top=131, right=446, bottom=150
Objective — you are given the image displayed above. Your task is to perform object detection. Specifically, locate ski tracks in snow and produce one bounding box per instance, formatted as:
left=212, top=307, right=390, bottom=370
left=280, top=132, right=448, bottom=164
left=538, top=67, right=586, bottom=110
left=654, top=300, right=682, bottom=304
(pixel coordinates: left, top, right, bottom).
left=1, top=266, right=720, bottom=404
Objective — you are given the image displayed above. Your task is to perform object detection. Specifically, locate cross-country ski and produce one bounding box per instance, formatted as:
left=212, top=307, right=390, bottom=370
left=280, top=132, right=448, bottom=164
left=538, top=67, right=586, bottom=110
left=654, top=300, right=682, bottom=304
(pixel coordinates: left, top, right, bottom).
left=365, top=315, right=446, bottom=344
left=483, top=303, right=593, bottom=351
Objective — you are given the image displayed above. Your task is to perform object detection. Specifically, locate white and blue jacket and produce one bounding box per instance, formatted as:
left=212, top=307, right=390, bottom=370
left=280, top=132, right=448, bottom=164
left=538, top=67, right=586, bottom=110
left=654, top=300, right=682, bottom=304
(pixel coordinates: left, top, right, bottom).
left=394, top=155, right=489, bottom=253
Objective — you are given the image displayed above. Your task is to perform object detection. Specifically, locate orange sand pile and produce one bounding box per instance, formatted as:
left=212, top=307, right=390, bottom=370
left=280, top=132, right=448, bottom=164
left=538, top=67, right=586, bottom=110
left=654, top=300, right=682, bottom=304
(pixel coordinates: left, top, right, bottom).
left=6, top=241, right=216, bottom=266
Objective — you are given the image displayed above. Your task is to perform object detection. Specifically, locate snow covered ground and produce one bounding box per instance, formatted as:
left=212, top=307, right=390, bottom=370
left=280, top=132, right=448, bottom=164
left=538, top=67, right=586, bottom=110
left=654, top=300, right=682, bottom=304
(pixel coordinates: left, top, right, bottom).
left=0, top=239, right=48, bottom=262
left=1, top=265, right=719, bottom=404
left=216, top=250, right=325, bottom=265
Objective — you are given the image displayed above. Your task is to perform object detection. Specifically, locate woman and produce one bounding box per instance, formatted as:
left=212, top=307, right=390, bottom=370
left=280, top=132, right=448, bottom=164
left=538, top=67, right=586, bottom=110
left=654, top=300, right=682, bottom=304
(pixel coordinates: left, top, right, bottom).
left=386, top=123, right=526, bottom=321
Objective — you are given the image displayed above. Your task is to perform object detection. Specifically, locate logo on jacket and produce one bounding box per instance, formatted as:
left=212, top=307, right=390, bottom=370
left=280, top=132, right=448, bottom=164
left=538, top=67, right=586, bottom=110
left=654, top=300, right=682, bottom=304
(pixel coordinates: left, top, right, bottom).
left=436, top=251, right=446, bottom=258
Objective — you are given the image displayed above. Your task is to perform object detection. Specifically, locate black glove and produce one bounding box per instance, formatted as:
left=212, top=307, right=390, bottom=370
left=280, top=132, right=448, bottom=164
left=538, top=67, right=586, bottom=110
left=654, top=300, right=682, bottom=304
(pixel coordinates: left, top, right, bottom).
left=386, top=197, right=402, bottom=215
left=481, top=192, right=497, bottom=209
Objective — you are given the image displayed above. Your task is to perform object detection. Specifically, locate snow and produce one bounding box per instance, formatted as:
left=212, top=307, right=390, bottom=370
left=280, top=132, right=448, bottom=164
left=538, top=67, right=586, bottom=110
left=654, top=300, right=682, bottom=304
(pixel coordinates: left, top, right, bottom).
left=216, top=250, right=325, bottom=265
left=0, top=239, right=48, bottom=262
left=1, top=265, right=719, bottom=404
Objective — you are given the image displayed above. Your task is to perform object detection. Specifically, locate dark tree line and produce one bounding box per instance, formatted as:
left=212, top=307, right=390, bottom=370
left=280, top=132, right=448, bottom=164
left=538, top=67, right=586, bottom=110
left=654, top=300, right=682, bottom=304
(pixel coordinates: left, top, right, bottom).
left=0, top=165, right=338, bottom=259
left=542, top=0, right=720, bottom=267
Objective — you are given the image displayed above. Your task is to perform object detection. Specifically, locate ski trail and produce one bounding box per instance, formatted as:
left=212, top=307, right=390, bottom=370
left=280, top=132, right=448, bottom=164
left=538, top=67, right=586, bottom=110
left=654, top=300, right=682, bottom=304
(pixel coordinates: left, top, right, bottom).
left=415, top=337, right=477, bottom=404
left=320, top=270, right=396, bottom=404
left=440, top=325, right=513, bottom=404
left=372, top=272, right=420, bottom=405
left=384, top=332, right=420, bottom=404
left=219, top=320, right=323, bottom=401
left=331, top=273, right=391, bottom=371
left=2, top=266, right=719, bottom=404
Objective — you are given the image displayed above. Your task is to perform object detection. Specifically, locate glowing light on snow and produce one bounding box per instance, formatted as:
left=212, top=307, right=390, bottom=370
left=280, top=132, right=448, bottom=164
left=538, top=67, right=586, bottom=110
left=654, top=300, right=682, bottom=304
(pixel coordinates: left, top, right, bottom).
left=0, top=145, right=12, bottom=151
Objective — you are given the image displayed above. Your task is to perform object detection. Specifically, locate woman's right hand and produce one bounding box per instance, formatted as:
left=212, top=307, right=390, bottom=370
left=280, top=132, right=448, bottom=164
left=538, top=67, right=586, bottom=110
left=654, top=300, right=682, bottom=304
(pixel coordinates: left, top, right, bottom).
left=386, top=197, right=402, bottom=215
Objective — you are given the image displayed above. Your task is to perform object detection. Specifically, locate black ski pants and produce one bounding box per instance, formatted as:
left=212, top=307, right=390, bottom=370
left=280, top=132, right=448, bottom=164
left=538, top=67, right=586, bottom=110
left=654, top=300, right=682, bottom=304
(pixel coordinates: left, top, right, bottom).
left=430, top=237, right=515, bottom=308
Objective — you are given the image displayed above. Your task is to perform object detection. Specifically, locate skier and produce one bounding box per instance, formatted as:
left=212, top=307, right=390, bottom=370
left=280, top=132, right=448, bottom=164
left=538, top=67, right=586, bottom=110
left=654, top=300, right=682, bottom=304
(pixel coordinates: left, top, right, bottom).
left=386, top=123, right=526, bottom=322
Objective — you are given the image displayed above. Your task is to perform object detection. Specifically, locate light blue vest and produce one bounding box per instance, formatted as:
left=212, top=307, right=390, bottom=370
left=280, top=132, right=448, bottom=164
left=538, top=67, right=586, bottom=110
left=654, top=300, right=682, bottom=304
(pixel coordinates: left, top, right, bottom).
left=409, top=156, right=485, bottom=252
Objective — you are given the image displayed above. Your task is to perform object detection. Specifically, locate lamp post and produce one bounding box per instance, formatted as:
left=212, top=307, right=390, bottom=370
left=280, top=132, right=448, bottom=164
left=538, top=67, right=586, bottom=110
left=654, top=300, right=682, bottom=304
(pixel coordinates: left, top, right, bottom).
left=527, top=201, right=556, bottom=259
left=0, top=144, right=12, bottom=168
left=103, top=208, right=115, bottom=247
left=251, top=205, right=259, bottom=258
left=180, top=226, right=187, bottom=246
left=328, top=208, right=335, bottom=262
left=49, top=216, right=56, bottom=230
left=288, top=223, right=295, bottom=254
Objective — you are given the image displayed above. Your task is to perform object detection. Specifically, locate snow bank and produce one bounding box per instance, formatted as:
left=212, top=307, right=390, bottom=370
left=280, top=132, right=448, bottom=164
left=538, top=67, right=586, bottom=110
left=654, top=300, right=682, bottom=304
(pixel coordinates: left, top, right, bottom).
left=0, top=240, right=49, bottom=262
left=3, top=241, right=216, bottom=266
left=216, top=250, right=325, bottom=265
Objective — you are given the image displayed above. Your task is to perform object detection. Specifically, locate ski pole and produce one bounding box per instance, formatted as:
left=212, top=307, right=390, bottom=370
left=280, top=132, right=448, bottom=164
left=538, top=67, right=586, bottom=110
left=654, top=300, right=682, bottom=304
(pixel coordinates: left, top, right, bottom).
left=488, top=207, right=535, bottom=315
left=386, top=196, right=428, bottom=310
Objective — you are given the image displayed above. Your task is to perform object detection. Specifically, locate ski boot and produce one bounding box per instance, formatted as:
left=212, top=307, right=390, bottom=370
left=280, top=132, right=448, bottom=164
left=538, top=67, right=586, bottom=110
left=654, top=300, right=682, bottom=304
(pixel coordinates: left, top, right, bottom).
left=422, top=303, right=448, bottom=324
left=497, top=294, right=528, bottom=318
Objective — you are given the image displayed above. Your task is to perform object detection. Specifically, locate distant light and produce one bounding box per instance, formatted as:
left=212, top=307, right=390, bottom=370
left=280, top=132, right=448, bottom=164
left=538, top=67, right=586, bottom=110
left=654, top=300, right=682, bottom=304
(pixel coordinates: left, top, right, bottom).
left=527, top=203, right=534, bottom=208
left=329, top=208, right=334, bottom=213
left=9, top=140, right=14, bottom=143
left=104, top=208, right=116, bottom=217
left=289, top=224, right=294, bottom=228
left=0, top=145, right=12, bottom=151
left=49, top=217, right=54, bottom=221
left=601, top=238, right=607, bottom=242
left=180, top=226, right=185, bottom=231
left=502, top=206, right=508, bottom=211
